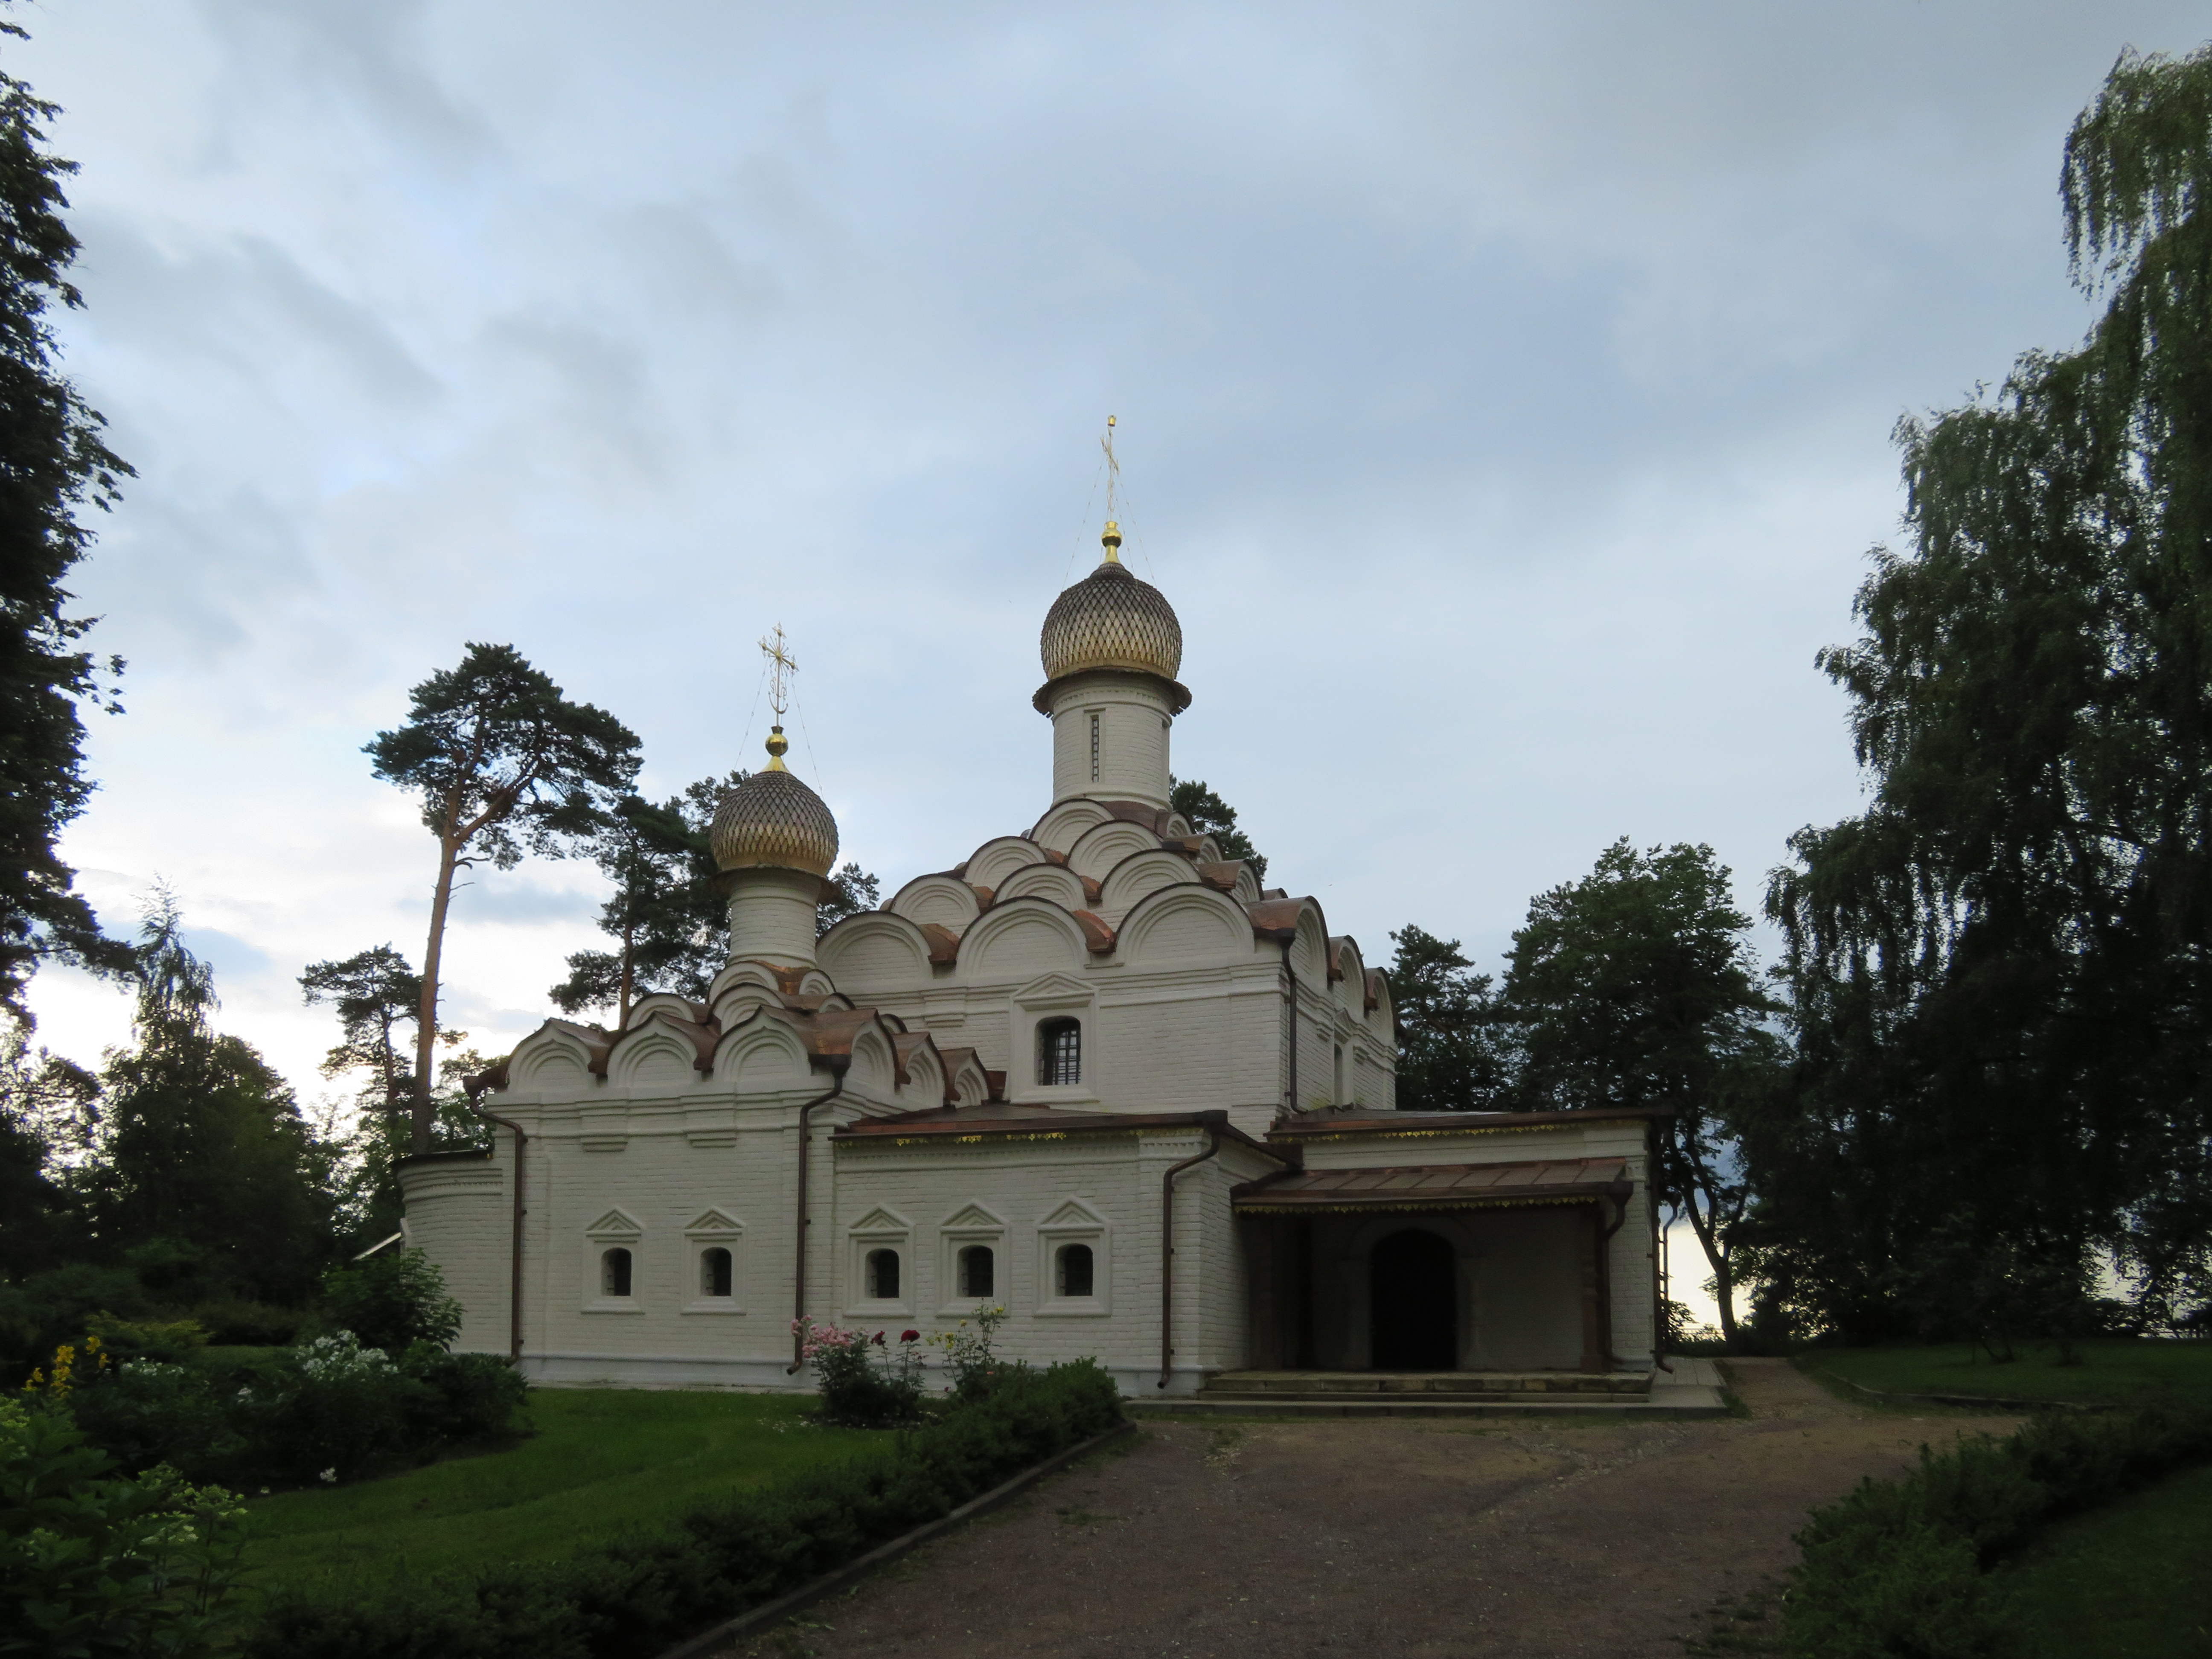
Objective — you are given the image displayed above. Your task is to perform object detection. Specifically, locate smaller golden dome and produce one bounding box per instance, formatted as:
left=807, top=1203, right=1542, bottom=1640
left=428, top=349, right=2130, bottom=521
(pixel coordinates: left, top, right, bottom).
left=710, top=728, right=839, bottom=877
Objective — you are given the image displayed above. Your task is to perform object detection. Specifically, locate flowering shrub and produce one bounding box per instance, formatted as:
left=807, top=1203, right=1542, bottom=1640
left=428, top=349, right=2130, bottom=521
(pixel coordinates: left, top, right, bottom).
left=793, top=1319, right=924, bottom=1427
left=931, top=1304, right=1019, bottom=1403
left=314, top=1249, right=463, bottom=1353
left=35, top=1327, right=527, bottom=1489
left=0, top=1395, right=246, bottom=1659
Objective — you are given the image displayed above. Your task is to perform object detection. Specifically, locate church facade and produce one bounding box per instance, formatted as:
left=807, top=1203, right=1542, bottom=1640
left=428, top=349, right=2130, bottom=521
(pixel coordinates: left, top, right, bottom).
left=399, top=524, right=1665, bottom=1396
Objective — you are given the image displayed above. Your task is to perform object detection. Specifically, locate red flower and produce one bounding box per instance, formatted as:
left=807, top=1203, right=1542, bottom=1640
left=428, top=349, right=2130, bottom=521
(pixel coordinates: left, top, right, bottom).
left=900, top=1329, right=921, bottom=1344
left=872, top=1330, right=887, bottom=1345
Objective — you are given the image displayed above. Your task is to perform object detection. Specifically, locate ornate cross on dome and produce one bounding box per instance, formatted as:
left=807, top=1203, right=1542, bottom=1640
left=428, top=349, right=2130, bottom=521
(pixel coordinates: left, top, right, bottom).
left=758, top=624, right=798, bottom=771
left=1100, top=414, right=1123, bottom=565
left=759, top=624, right=797, bottom=719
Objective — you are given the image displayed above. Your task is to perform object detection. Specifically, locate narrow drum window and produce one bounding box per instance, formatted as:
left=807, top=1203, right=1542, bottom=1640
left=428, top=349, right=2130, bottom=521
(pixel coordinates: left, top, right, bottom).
left=958, top=1244, right=995, bottom=1298
left=1057, top=1243, right=1094, bottom=1299
left=1333, top=1043, right=1346, bottom=1105
left=1038, top=1018, right=1081, bottom=1086
left=1089, top=712, right=1100, bottom=782
left=699, top=1246, right=733, bottom=1298
left=865, top=1248, right=901, bottom=1300
left=600, top=1247, right=633, bottom=1298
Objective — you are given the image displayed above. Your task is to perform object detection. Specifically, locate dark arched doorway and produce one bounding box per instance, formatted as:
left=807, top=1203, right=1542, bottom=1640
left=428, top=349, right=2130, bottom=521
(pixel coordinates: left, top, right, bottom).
left=1370, top=1228, right=1458, bottom=1370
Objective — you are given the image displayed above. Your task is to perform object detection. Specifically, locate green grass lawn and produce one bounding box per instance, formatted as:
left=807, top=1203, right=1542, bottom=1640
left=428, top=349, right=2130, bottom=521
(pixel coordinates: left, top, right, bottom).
left=1797, top=1339, right=2212, bottom=1411
left=2008, top=1461, right=2212, bottom=1657
left=240, top=1388, right=888, bottom=1599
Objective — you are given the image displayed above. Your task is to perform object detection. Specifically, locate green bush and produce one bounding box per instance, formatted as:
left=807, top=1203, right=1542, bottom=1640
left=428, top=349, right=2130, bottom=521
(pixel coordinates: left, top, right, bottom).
left=0, top=1396, right=247, bottom=1659
left=242, top=1359, right=1124, bottom=1659
left=314, top=1249, right=462, bottom=1354
left=1784, top=1403, right=2212, bottom=1657
left=56, top=1330, right=527, bottom=1489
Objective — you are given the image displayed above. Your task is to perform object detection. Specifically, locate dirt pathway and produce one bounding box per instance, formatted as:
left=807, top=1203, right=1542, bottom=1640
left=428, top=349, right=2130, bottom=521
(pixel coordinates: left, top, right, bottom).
left=723, top=1361, right=2016, bottom=1659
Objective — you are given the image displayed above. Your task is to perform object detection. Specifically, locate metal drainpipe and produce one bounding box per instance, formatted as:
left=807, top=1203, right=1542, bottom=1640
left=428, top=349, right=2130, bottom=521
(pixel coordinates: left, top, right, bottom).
left=1279, top=940, right=1299, bottom=1115
left=1597, top=1193, right=1629, bottom=1371
left=786, top=1064, right=850, bottom=1372
left=466, top=1082, right=528, bottom=1367
left=1158, top=1122, right=1223, bottom=1390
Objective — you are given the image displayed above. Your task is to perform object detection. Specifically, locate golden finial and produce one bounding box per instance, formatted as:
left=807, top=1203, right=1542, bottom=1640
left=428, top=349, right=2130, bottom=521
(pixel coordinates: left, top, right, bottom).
left=1099, top=415, right=1122, bottom=565
left=758, top=625, right=798, bottom=771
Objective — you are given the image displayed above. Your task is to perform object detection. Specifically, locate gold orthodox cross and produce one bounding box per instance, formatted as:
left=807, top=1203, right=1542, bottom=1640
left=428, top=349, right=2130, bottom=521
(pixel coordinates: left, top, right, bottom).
left=759, top=624, right=797, bottom=721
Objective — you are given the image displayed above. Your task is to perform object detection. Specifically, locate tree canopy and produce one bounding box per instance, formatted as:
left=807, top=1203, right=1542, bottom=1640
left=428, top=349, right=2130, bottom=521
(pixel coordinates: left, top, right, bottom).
left=0, top=24, right=132, bottom=1021
left=1385, top=924, right=1514, bottom=1112
left=1758, top=44, right=2212, bottom=1336
left=1169, top=777, right=1266, bottom=882
left=366, top=643, right=640, bottom=1149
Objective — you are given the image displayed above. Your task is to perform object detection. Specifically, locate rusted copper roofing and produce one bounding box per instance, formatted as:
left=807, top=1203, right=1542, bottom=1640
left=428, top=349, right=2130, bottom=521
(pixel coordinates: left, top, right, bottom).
left=1078, top=873, right=1104, bottom=904
left=889, top=1031, right=937, bottom=1086
left=1247, top=897, right=1306, bottom=942
left=983, top=1068, right=1007, bottom=1101
left=835, top=1103, right=1292, bottom=1164
left=1232, top=1158, right=1631, bottom=1213
left=604, top=1011, right=719, bottom=1074
left=918, top=923, right=960, bottom=965
left=1267, top=1106, right=1675, bottom=1139
left=710, top=768, right=840, bottom=878
left=1364, top=967, right=1387, bottom=1014
left=1196, top=862, right=1244, bottom=893
left=1039, top=559, right=1184, bottom=683
left=1072, top=910, right=1116, bottom=954
left=1327, top=935, right=1355, bottom=982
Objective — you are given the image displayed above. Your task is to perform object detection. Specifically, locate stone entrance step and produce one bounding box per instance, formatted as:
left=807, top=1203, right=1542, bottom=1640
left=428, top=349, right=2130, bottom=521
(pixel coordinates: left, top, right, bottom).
left=1201, top=1369, right=1654, bottom=1398
left=1136, top=1359, right=1729, bottom=1420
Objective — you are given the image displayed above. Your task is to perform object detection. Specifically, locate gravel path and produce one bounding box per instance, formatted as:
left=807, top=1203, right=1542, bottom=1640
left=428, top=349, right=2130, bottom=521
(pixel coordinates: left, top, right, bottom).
left=722, top=1360, right=2017, bottom=1659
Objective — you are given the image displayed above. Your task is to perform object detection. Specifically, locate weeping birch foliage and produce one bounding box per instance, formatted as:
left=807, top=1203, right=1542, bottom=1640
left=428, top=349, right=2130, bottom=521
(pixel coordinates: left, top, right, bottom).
left=1758, top=47, right=2212, bottom=1333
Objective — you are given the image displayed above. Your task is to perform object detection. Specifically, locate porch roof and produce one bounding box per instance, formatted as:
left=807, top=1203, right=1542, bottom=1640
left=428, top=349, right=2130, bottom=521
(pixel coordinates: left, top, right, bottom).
left=1231, top=1156, right=1631, bottom=1214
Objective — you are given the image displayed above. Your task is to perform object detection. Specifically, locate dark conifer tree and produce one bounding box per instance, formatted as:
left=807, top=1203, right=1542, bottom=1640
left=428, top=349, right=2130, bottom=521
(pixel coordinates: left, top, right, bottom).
left=0, top=20, right=134, bottom=1021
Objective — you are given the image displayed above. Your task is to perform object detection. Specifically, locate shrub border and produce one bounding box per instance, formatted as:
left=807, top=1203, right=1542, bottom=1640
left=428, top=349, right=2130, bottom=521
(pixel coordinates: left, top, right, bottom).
left=654, top=1422, right=1135, bottom=1659
left=1809, top=1366, right=2109, bottom=1415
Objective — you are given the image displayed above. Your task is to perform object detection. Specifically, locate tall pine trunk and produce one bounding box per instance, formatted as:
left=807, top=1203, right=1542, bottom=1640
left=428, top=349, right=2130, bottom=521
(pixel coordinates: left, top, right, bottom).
left=413, top=836, right=460, bottom=1154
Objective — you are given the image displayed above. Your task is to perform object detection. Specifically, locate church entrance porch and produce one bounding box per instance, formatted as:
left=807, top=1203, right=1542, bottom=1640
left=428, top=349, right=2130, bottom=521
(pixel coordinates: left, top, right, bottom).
left=1233, top=1157, right=1639, bottom=1376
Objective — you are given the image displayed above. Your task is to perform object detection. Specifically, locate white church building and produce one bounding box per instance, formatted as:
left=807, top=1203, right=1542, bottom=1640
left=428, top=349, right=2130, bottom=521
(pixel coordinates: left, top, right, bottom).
left=399, top=522, right=1667, bottom=1400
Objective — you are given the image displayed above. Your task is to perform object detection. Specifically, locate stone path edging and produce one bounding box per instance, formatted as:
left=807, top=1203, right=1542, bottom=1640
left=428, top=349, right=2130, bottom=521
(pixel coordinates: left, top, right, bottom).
left=655, top=1421, right=1137, bottom=1659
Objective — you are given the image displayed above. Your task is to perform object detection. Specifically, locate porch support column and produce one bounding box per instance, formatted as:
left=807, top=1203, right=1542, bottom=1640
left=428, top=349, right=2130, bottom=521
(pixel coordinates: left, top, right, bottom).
left=1578, top=1202, right=1606, bottom=1374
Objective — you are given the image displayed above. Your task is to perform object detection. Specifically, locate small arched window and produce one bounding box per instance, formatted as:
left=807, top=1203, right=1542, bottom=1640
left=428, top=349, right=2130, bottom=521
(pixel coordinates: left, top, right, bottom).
left=1038, top=1018, right=1081, bottom=1086
left=699, top=1246, right=733, bottom=1298
left=1057, top=1243, right=1094, bottom=1299
left=958, top=1244, right=995, bottom=1298
left=600, top=1247, right=633, bottom=1298
left=1333, top=1043, right=1346, bottom=1105
left=865, top=1248, right=901, bottom=1300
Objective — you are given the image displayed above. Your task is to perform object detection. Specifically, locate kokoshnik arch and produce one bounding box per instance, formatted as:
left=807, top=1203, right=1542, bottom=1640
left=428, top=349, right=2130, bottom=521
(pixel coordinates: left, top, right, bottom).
left=399, top=519, right=1669, bottom=1396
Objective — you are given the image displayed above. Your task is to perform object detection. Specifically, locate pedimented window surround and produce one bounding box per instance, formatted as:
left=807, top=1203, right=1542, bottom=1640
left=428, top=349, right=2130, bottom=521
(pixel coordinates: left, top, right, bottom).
left=683, top=1208, right=745, bottom=1315
left=583, top=1208, right=645, bottom=1315
left=937, top=1202, right=1009, bottom=1316
left=845, top=1205, right=913, bottom=1318
left=1035, top=1198, right=1110, bottom=1317
left=1011, top=973, right=1097, bottom=1106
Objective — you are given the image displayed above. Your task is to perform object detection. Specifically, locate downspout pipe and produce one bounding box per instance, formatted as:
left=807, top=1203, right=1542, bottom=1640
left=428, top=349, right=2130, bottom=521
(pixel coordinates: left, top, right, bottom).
left=1158, top=1115, right=1225, bottom=1390
left=787, top=1062, right=851, bottom=1373
left=465, top=1081, right=528, bottom=1367
left=1596, top=1192, right=1629, bottom=1373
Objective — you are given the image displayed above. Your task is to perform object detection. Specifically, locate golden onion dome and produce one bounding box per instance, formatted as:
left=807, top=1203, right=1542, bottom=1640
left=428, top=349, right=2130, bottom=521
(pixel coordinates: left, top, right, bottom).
left=1040, top=523, right=1184, bottom=684
left=709, top=728, right=839, bottom=878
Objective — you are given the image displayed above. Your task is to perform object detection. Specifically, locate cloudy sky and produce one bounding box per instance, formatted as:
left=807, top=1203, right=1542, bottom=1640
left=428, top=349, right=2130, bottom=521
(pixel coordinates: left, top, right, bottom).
left=18, top=1, right=2205, bottom=1135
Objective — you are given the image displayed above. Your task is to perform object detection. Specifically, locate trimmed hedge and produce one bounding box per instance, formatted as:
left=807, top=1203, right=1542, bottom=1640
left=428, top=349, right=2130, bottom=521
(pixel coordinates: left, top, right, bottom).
left=1786, top=1400, right=2212, bottom=1658
left=241, top=1359, right=1124, bottom=1659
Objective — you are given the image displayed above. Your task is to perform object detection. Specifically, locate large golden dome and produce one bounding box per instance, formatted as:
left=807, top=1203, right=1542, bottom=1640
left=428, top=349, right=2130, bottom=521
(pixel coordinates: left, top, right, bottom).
left=1040, top=528, right=1183, bottom=684
left=710, top=730, right=839, bottom=878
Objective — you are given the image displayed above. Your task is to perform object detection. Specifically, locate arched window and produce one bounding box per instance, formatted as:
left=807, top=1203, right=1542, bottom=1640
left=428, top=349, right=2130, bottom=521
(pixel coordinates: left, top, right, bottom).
left=1038, top=1018, right=1081, bottom=1086
left=1333, top=1043, right=1346, bottom=1105
left=1057, top=1243, right=1094, bottom=1299
left=600, top=1247, right=633, bottom=1298
left=958, top=1244, right=995, bottom=1298
left=865, top=1248, right=901, bottom=1300
left=699, top=1246, right=733, bottom=1298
